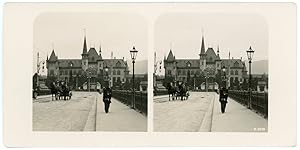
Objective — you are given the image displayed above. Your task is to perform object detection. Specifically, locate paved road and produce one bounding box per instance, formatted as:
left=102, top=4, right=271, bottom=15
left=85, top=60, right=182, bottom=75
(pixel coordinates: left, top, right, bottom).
left=96, top=96, right=147, bottom=132
left=211, top=95, right=268, bottom=132
left=33, top=92, right=96, bottom=131
left=33, top=91, right=147, bottom=132
left=154, top=92, right=268, bottom=132
left=154, top=92, right=214, bottom=132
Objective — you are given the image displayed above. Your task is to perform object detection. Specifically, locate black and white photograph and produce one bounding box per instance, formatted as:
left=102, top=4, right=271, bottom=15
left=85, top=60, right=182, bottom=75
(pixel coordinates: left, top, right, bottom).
left=3, top=2, right=297, bottom=147
left=153, top=13, right=268, bottom=132
left=32, top=12, right=148, bottom=131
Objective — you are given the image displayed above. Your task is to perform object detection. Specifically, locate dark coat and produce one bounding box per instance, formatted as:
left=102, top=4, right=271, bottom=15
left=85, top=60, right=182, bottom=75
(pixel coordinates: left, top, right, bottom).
left=219, top=88, right=228, bottom=102
left=103, top=87, right=112, bottom=101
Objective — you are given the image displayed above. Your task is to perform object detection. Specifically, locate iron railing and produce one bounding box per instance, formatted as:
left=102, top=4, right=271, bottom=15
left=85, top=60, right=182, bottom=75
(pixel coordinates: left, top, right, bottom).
left=112, top=90, right=148, bottom=115
left=228, top=90, right=268, bottom=118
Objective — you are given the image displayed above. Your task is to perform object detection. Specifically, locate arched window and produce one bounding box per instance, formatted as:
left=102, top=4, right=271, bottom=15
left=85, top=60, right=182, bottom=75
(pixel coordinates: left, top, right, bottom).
left=117, top=70, right=120, bottom=75
left=235, top=70, right=238, bottom=75
left=113, top=70, right=116, bottom=75
left=230, top=70, right=234, bottom=75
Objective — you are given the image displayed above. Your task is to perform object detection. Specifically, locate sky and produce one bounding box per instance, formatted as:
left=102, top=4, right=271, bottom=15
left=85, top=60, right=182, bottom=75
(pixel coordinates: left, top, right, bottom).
left=33, top=12, right=148, bottom=75
left=154, top=13, right=268, bottom=75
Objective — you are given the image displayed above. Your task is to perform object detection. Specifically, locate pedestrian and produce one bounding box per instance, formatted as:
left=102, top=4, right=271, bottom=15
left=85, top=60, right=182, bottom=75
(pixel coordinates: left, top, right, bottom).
left=219, top=87, right=229, bottom=113
left=103, top=85, right=112, bottom=113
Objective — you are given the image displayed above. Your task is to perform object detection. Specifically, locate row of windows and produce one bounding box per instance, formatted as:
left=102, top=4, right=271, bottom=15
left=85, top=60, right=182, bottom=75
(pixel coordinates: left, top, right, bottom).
left=178, top=70, right=200, bottom=76
left=229, top=70, right=240, bottom=75
left=112, top=70, right=122, bottom=75
left=58, top=69, right=125, bottom=76
left=229, top=77, right=243, bottom=83
left=168, top=69, right=241, bottom=76
left=112, top=77, right=125, bottom=83
left=60, top=70, right=83, bottom=76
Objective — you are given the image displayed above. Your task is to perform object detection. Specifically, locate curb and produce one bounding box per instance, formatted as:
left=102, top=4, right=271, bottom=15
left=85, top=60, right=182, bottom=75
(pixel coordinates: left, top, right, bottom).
left=198, top=93, right=216, bottom=132
left=83, top=94, right=98, bottom=131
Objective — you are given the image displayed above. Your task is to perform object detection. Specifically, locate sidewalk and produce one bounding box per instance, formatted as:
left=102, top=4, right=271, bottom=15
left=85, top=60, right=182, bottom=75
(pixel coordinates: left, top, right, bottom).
left=211, top=93, right=268, bottom=132
left=96, top=94, right=147, bottom=132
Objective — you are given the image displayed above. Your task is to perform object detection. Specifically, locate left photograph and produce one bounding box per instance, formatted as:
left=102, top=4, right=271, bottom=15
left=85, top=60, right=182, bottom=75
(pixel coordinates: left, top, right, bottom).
left=32, top=12, right=148, bottom=131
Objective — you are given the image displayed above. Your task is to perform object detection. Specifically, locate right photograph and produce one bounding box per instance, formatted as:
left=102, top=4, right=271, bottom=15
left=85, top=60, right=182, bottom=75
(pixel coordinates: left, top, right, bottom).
left=153, top=13, right=268, bottom=132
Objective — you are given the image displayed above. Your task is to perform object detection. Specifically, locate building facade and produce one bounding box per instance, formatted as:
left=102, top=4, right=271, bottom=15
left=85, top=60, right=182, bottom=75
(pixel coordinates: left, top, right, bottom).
left=164, top=36, right=247, bottom=90
left=46, top=34, right=129, bottom=89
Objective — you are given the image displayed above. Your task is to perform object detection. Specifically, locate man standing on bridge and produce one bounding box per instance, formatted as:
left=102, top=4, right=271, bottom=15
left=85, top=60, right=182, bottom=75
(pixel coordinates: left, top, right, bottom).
left=219, top=86, right=228, bottom=113
left=103, top=85, right=112, bottom=113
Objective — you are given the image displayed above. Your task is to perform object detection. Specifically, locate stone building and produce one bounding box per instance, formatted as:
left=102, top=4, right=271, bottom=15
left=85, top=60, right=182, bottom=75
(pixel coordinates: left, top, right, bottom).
left=46, top=34, right=129, bottom=89
left=164, top=36, right=247, bottom=90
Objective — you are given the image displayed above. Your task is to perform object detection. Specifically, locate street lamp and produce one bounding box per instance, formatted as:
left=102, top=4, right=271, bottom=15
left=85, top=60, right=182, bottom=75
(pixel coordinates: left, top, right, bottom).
left=130, top=46, right=138, bottom=109
left=206, top=71, right=209, bottom=92
left=104, top=64, right=109, bottom=87
left=87, top=71, right=91, bottom=92
left=246, top=46, right=255, bottom=109
left=222, top=66, right=226, bottom=88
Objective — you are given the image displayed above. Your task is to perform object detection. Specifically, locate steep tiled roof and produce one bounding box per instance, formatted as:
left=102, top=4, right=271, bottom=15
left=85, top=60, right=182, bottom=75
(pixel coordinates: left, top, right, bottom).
left=175, top=59, right=200, bottom=68
left=103, top=59, right=127, bottom=68
left=58, top=59, right=82, bottom=68
left=205, top=47, right=218, bottom=63
left=221, top=59, right=245, bottom=68
left=88, top=47, right=99, bottom=62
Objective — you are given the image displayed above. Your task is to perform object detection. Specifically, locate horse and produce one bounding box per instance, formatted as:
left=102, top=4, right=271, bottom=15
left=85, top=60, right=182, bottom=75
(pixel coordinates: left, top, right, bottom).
left=50, top=82, right=59, bottom=101
left=167, top=83, right=176, bottom=101
left=179, top=84, right=189, bottom=100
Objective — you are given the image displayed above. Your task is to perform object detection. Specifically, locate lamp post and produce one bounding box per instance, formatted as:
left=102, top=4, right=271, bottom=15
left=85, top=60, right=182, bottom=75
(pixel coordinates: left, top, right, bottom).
left=87, top=71, right=91, bottom=92
left=104, top=64, right=109, bottom=87
left=187, top=63, right=191, bottom=88
left=222, top=66, right=226, bottom=88
left=206, top=71, right=209, bottom=92
left=246, top=46, right=255, bottom=109
left=130, top=46, right=138, bottom=109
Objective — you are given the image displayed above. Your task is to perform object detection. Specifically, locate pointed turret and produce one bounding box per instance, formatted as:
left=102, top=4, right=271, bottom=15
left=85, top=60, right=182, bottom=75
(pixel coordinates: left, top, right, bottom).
left=200, top=36, right=206, bottom=55
left=48, top=49, right=57, bottom=62
left=166, top=49, right=175, bottom=62
left=98, top=44, right=103, bottom=60
left=217, top=45, right=220, bottom=59
left=83, top=36, right=87, bottom=54
left=81, top=30, right=88, bottom=59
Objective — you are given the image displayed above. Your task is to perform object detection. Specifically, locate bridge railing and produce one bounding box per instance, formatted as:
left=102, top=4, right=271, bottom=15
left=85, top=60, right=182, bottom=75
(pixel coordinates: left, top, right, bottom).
left=228, top=90, right=268, bottom=119
left=112, top=90, right=148, bottom=115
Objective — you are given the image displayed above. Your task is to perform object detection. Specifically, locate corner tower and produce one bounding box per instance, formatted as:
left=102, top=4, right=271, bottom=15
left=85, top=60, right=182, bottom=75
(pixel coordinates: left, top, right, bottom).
left=164, top=49, right=177, bottom=81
